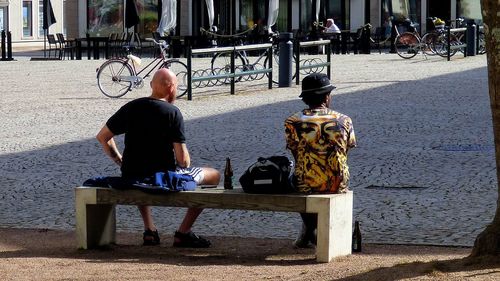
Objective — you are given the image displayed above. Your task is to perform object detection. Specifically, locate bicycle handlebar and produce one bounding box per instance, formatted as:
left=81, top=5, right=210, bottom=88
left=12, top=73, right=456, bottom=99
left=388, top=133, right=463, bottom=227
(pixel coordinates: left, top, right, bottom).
left=145, top=38, right=168, bottom=47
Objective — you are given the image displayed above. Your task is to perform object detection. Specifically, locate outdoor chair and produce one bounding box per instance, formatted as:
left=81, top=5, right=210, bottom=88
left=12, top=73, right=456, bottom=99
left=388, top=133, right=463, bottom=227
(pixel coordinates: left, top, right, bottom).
left=46, top=34, right=60, bottom=58
left=345, top=27, right=363, bottom=54
left=138, top=34, right=156, bottom=58
left=130, top=32, right=143, bottom=56
left=107, top=33, right=119, bottom=58
left=112, top=33, right=127, bottom=57
left=56, top=33, right=75, bottom=60
left=118, top=32, right=134, bottom=57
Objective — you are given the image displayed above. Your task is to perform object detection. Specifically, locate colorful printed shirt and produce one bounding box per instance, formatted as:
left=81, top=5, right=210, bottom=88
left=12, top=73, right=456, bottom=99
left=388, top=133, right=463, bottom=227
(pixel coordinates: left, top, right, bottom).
left=285, top=108, right=356, bottom=193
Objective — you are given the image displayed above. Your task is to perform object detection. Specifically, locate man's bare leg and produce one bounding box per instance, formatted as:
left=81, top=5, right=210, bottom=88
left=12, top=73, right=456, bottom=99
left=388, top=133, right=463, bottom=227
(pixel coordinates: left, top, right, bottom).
left=138, top=205, right=156, bottom=231
left=139, top=205, right=160, bottom=245
left=174, top=167, right=220, bottom=246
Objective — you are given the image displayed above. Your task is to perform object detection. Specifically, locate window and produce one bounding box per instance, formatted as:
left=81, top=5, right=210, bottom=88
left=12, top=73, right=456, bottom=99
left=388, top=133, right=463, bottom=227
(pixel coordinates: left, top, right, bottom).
left=0, top=6, right=8, bottom=32
left=325, top=0, right=347, bottom=31
left=63, top=0, right=67, bottom=35
left=136, top=0, right=159, bottom=35
left=239, top=0, right=267, bottom=33
left=275, top=0, right=288, bottom=32
left=88, top=0, right=159, bottom=37
left=39, top=1, right=44, bottom=37
left=23, top=1, right=33, bottom=37
left=382, top=0, right=420, bottom=29
left=87, top=0, right=124, bottom=36
left=299, top=0, right=312, bottom=32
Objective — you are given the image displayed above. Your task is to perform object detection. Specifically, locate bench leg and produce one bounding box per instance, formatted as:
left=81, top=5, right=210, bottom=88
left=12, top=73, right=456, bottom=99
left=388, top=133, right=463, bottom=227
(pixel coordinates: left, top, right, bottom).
left=307, top=191, right=353, bottom=262
left=75, top=188, right=116, bottom=249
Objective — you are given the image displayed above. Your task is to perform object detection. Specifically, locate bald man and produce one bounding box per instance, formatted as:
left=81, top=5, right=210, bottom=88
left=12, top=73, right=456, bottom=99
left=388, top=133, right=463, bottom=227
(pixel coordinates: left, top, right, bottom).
left=96, top=68, right=220, bottom=248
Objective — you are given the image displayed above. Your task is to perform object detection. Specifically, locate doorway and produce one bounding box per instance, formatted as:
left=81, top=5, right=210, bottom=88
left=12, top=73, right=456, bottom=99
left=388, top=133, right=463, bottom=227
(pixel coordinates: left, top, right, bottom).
left=428, top=0, right=450, bottom=21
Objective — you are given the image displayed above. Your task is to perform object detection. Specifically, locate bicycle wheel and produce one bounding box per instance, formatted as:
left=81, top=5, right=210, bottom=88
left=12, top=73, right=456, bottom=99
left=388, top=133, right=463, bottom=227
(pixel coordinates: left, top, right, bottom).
left=162, top=60, right=188, bottom=98
left=435, top=33, right=460, bottom=58
left=478, top=31, right=486, bottom=54
left=421, top=32, right=439, bottom=55
left=395, top=32, right=419, bottom=59
left=97, top=59, right=133, bottom=98
left=211, top=52, right=246, bottom=83
left=457, top=33, right=466, bottom=54
left=264, top=49, right=297, bottom=84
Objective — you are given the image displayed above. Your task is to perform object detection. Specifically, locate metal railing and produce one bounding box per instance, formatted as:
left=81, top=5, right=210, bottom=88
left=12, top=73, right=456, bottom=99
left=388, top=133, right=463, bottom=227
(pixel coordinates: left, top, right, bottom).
left=446, top=27, right=467, bottom=61
left=294, top=39, right=332, bottom=85
left=186, top=43, right=273, bottom=100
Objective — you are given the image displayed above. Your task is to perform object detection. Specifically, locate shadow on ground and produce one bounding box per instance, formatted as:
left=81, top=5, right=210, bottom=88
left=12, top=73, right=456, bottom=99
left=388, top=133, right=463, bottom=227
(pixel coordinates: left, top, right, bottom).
left=0, top=66, right=492, bottom=247
left=342, top=254, right=500, bottom=281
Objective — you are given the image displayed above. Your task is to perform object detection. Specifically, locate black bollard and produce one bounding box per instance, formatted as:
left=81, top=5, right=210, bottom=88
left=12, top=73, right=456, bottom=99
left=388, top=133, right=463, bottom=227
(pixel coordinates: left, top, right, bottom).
left=1, top=30, right=6, bottom=60
left=278, top=32, right=293, bottom=88
left=7, top=31, right=13, bottom=60
left=466, top=20, right=477, bottom=56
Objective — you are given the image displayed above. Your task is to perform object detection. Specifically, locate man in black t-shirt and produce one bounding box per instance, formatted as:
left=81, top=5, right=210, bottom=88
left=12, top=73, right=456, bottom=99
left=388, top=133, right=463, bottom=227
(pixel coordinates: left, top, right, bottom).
left=96, top=69, right=220, bottom=248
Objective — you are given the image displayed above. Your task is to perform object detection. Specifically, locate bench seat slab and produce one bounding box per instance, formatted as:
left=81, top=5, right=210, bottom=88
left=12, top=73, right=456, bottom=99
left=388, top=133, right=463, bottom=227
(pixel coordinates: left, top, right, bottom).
left=75, top=187, right=353, bottom=262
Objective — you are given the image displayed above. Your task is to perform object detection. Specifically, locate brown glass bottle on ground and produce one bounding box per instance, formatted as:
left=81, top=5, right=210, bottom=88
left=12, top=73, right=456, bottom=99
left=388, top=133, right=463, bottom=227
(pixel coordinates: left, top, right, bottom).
left=352, top=221, right=362, bottom=252
left=224, top=157, right=233, bottom=190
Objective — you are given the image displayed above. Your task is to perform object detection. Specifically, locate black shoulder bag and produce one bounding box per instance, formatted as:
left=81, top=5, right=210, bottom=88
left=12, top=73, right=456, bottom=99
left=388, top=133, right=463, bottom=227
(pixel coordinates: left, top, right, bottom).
left=239, top=156, right=294, bottom=194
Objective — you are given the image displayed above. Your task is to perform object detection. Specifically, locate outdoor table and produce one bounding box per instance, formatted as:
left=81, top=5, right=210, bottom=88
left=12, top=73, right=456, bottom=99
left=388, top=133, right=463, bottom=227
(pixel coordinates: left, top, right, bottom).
left=85, top=36, right=109, bottom=60
left=340, top=30, right=357, bottom=54
left=323, top=33, right=341, bottom=54
left=72, top=36, right=109, bottom=60
left=74, top=38, right=84, bottom=60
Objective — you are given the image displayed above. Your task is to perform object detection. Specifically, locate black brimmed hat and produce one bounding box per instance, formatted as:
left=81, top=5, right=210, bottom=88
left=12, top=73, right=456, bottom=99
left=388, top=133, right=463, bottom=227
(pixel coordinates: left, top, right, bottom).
left=299, top=73, right=336, bottom=97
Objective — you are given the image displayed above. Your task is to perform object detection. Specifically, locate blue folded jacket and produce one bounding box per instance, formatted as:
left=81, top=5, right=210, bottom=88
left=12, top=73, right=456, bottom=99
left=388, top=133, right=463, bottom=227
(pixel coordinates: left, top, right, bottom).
left=83, top=171, right=196, bottom=193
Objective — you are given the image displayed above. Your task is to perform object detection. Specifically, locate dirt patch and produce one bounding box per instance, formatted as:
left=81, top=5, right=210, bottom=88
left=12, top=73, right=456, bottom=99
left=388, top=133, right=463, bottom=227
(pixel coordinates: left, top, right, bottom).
left=1, top=228, right=500, bottom=280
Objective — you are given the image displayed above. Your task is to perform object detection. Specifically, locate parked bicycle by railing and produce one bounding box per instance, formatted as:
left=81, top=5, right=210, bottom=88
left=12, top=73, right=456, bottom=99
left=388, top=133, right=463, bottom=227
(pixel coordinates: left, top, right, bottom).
left=96, top=38, right=188, bottom=98
left=477, top=25, right=486, bottom=54
left=393, top=20, right=440, bottom=59
left=201, top=26, right=296, bottom=84
left=394, top=17, right=465, bottom=59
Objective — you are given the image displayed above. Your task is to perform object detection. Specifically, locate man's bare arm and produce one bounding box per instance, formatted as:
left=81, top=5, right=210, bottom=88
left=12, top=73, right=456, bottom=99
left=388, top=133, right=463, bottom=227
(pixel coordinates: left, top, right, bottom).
left=96, top=125, right=122, bottom=166
left=173, top=142, right=190, bottom=168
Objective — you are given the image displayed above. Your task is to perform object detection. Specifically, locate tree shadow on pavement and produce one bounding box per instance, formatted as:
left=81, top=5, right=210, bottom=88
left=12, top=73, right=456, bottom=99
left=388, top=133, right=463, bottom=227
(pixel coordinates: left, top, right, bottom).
left=340, top=255, right=500, bottom=281
left=0, top=66, right=492, bottom=266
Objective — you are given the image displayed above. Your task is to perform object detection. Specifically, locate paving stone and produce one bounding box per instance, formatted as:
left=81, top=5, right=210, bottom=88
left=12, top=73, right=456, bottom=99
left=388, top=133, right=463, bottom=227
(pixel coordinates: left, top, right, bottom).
left=0, top=54, right=493, bottom=246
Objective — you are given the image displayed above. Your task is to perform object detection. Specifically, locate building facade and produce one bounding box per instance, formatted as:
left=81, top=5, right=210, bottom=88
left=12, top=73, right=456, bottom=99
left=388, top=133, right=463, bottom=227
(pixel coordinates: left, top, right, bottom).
left=1, top=0, right=483, bottom=48
left=0, top=0, right=78, bottom=46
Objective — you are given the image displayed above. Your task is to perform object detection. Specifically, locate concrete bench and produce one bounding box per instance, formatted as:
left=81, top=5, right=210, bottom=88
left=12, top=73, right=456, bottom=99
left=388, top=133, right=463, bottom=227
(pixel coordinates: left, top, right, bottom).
left=75, top=186, right=353, bottom=262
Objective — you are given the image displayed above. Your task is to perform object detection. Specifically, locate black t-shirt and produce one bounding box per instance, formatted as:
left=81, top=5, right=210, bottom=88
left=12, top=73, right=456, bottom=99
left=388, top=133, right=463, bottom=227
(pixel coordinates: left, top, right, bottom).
left=106, top=97, right=185, bottom=178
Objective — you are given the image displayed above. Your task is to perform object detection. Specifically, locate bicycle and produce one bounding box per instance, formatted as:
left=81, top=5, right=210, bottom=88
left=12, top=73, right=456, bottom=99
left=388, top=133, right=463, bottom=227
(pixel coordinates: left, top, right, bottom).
left=394, top=23, right=440, bottom=59
left=96, top=38, right=188, bottom=98
left=202, top=27, right=297, bottom=84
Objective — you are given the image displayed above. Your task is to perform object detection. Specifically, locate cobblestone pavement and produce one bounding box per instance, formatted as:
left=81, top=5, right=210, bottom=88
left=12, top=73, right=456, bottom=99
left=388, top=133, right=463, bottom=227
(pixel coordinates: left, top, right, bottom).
left=0, top=52, right=493, bottom=247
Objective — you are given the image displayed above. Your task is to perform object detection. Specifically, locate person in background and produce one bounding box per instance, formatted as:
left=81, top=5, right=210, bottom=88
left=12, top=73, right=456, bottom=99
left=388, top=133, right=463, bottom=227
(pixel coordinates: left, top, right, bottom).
left=383, top=16, right=393, bottom=39
left=324, top=18, right=341, bottom=34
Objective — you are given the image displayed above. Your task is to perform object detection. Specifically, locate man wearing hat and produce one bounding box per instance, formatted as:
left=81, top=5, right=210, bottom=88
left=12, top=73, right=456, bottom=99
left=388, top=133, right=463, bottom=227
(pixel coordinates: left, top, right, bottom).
left=285, top=73, right=357, bottom=248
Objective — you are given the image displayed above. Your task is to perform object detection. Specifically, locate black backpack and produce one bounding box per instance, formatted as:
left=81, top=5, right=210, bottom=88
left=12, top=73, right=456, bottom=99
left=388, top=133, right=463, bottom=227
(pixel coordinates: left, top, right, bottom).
left=239, top=156, right=294, bottom=194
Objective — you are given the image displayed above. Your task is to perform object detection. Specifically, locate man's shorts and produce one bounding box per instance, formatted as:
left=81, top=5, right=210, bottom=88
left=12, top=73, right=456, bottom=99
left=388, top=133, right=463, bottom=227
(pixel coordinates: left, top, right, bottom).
left=175, top=167, right=204, bottom=184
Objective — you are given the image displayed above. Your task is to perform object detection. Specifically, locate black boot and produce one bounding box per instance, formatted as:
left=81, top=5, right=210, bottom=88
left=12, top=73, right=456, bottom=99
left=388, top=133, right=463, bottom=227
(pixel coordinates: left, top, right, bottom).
left=293, top=213, right=317, bottom=248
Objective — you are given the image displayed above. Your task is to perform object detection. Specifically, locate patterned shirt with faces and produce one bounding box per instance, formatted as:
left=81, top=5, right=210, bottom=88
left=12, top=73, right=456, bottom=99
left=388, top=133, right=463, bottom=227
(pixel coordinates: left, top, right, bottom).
left=285, top=108, right=356, bottom=193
